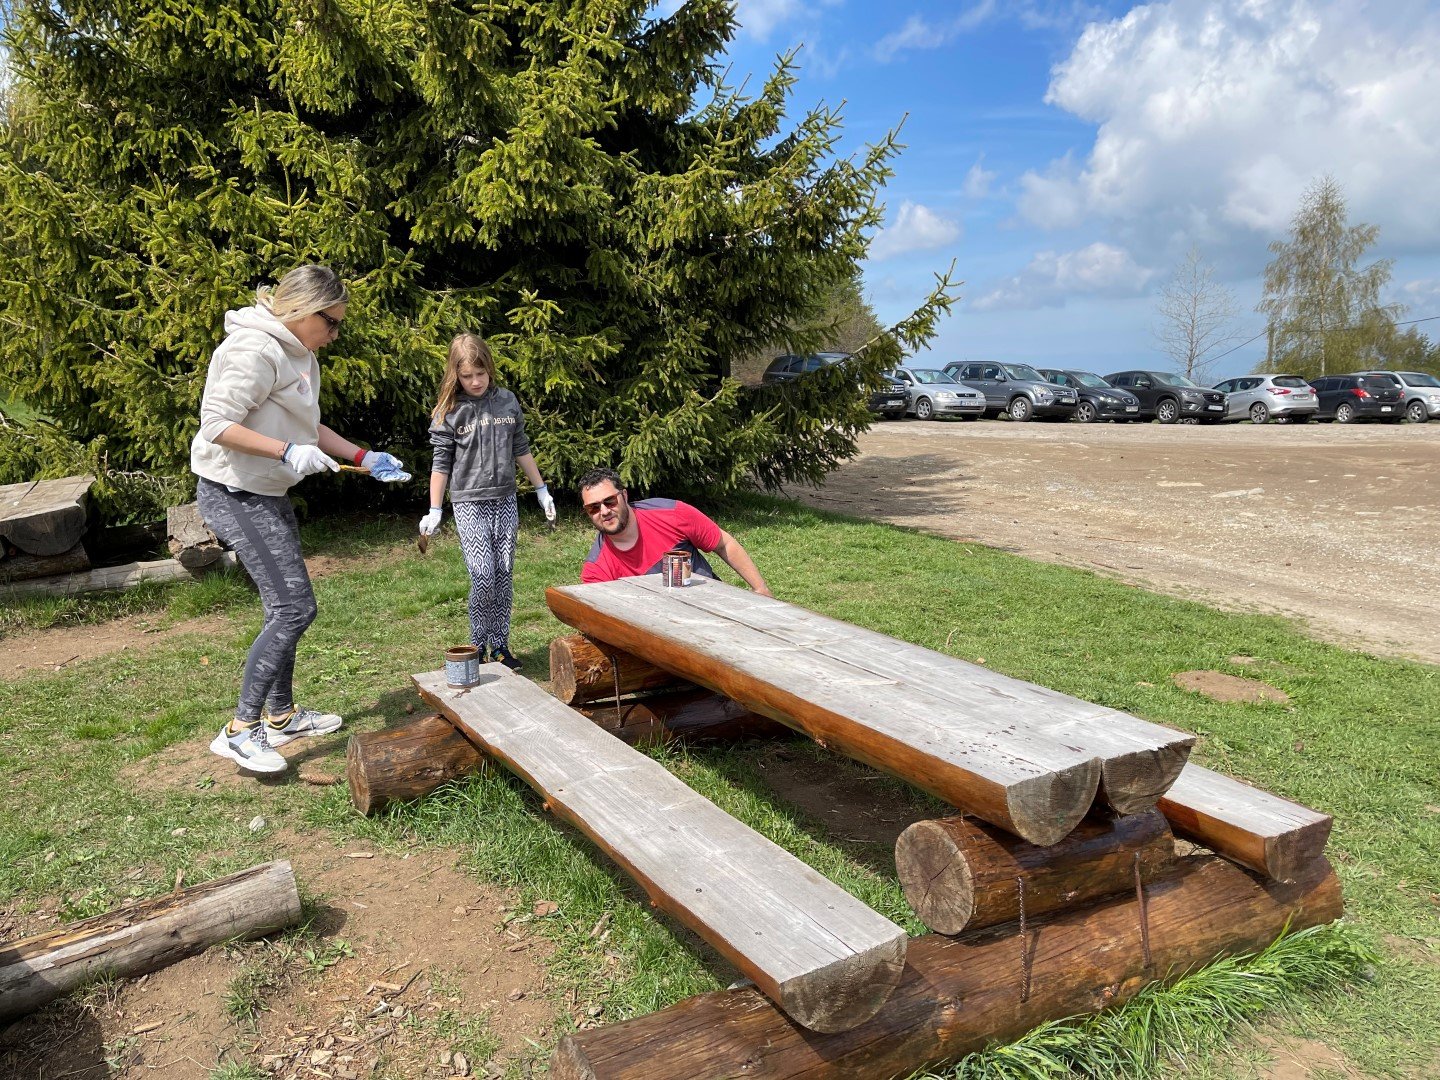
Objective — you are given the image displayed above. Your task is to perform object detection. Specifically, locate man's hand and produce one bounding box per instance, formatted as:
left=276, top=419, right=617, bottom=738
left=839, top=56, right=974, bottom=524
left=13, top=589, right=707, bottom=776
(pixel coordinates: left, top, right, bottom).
left=284, top=444, right=340, bottom=477
left=362, top=450, right=411, bottom=483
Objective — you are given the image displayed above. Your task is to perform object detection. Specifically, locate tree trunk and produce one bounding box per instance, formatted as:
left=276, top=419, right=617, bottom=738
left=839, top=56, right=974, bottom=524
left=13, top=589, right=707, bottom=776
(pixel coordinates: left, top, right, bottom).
left=167, top=501, right=226, bottom=569
left=549, top=633, right=691, bottom=704
left=0, top=861, right=302, bottom=1022
left=896, top=810, right=1174, bottom=935
left=551, top=855, right=1342, bottom=1080
left=3, top=552, right=237, bottom=598
left=346, top=715, right=489, bottom=816
left=575, top=689, right=788, bottom=746
left=0, top=541, right=91, bottom=584
left=1158, top=764, right=1332, bottom=883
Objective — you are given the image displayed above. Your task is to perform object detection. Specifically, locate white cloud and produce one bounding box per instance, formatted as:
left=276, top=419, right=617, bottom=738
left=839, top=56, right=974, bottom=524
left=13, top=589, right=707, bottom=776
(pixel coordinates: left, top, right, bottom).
left=973, top=242, right=1154, bottom=311
left=870, top=202, right=962, bottom=261
left=874, top=2, right=997, bottom=62
left=733, top=0, right=808, bottom=40
left=1017, top=0, right=1440, bottom=260
left=1399, top=279, right=1440, bottom=308
left=963, top=156, right=997, bottom=200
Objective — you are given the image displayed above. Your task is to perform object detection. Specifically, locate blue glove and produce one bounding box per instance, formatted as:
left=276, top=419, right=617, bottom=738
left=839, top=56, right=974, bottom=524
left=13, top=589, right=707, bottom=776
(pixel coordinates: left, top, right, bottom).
left=361, top=450, right=411, bottom=483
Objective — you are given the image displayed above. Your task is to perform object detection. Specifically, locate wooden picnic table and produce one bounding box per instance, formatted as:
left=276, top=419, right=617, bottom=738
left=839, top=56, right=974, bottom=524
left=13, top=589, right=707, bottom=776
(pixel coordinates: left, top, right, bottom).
left=546, top=577, right=1194, bottom=846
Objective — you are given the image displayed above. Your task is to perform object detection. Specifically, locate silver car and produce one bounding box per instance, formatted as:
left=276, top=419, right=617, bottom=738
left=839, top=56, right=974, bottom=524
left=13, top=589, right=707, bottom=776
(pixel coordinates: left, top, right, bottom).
left=888, top=368, right=987, bottom=420
left=1211, top=374, right=1318, bottom=424
left=1358, top=370, right=1440, bottom=424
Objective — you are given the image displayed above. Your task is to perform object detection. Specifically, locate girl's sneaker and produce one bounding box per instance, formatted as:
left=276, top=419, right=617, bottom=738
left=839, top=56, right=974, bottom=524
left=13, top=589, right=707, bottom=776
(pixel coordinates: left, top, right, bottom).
left=264, top=706, right=344, bottom=746
left=210, top=720, right=287, bottom=774
left=489, top=646, right=523, bottom=671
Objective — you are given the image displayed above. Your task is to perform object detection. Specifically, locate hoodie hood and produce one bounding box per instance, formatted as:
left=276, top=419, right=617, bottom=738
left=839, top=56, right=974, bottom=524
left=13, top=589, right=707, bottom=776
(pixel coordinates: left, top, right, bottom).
left=224, top=304, right=311, bottom=361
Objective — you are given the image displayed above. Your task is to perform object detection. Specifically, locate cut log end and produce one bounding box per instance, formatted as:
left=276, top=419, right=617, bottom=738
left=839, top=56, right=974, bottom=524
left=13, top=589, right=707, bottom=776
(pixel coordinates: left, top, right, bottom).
left=1098, top=743, right=1194, bottom=816
left=775, top=933, right=909, bottom=1034
left=345, top=736, right=374, bottom=815
left=1005, top=759, right=1103, bottom=846
left=895, top=821, right=979, bottom=933
left=550, top=1037, right=599, bottom=1080
left=1264, top=819, right=1335, bottom=884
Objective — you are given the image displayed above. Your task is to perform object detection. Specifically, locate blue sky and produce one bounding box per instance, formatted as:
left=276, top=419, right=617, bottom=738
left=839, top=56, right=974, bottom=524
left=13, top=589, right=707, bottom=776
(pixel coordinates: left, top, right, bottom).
left=714, top=0, right=1440, bottom=380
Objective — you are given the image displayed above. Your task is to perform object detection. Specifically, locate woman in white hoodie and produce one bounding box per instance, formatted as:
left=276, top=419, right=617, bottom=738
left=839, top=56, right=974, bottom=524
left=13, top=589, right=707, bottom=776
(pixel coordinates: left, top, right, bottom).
left=191, top=264, right=406, bottom=774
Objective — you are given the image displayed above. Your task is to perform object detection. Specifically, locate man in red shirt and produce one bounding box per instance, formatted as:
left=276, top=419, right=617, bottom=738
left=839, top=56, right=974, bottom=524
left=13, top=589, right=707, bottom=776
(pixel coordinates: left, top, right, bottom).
left=578, top=467, right=771, bottom=595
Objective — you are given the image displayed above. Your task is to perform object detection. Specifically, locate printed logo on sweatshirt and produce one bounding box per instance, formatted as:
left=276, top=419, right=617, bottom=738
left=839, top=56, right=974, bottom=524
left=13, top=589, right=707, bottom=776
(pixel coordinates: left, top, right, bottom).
left=297, top=372, right=313, bottom=399
left=456, top=415, right=516, bottom=435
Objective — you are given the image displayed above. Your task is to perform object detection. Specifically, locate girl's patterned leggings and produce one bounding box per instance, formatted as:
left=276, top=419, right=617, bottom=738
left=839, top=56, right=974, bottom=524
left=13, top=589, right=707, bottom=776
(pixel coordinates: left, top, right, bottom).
left=452, top=497, right=519, bottom=652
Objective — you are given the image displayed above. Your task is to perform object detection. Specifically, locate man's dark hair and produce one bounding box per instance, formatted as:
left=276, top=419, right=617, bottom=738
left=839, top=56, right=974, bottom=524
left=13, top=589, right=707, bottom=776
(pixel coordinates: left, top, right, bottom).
left=577, top=466, right=624, bottom=496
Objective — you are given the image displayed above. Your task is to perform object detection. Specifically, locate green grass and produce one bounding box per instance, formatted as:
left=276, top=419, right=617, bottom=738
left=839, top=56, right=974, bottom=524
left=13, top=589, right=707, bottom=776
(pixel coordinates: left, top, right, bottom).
left=1, top=496, right=1436, bottom=1077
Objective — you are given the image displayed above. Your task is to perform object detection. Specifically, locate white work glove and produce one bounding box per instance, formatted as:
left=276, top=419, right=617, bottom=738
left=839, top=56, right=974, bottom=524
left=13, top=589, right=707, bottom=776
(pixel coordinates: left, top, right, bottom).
left=419, top=507, right=443, bottom=536
left=283, top=443, right=340, bottom=477
left=535, top=484, right=556, bottom=522
left=361, top=450, right=411, bottom=483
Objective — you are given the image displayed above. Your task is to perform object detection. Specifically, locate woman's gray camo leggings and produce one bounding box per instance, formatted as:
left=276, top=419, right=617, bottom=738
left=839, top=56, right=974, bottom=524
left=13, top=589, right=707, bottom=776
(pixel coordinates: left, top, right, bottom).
left=197, top=478, right=317, bottom=723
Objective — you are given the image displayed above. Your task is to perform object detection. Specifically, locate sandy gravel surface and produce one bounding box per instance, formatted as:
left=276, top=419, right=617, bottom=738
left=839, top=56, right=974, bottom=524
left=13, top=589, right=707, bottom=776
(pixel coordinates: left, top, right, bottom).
left=787, top=419, right=1440, bottom=664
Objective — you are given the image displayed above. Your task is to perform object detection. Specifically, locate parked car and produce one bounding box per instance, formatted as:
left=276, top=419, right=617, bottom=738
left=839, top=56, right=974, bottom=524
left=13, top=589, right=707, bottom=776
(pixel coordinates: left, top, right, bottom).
left=887, top=368, right=987, bottom=420
left=942, top=361, right=1078, bottom=421
left=1357, top=370, right=1440, bottom=424
left=1037, top=369, right=1141, bottom=423
left=1210, top=374, right=1318, bottom=424
left=1308, top=374, right=1405, bottom=423
left=761, top=352, right=909, bottom=418
left=1101, top=370, right=1227, bottom=423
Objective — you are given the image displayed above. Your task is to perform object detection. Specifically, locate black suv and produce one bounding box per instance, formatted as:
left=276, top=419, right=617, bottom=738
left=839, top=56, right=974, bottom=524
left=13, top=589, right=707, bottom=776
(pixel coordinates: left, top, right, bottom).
left=761, top=352, right=909, bottom=419
left=1038, top=369, right=1142, bottom=423
left=1309, top=374, right=1405, bottom=423
left=1101, top=370, right=1227, bottom=423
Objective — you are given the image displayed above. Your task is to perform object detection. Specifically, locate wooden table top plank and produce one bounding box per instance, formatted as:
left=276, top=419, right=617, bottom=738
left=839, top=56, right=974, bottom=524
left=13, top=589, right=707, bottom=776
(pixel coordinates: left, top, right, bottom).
left=546, top=581, right=1103, bottom=845
left=414, top=668, right=907, bottom=1030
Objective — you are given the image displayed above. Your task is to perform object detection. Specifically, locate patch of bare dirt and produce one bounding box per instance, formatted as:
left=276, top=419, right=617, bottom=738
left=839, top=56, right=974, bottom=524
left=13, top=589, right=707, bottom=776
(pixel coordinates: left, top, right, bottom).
left=0, top=613, right=228, bottom=681
left=787, top=421, right=1440, bottom=664
left=118, top=731, right=346, bottom=797
left=1258, top=1036, right=1354, bottom=1078
left=0, top=833, right=559, bottom=1080
left=1174, top=670, right=1292, bottom=704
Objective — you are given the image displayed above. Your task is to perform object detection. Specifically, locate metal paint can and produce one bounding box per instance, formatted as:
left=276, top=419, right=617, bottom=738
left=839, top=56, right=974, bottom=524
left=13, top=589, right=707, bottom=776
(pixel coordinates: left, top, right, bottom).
left=662, top=549, right=692, bottom=587
left=445, top=645, right=481, bottom=688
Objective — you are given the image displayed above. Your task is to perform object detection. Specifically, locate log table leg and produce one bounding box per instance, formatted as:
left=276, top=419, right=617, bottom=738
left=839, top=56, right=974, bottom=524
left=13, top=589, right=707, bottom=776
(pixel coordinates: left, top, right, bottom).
left=896, top=810, right=1174, bottom=934
left=549, top=633, right=692, bottom=704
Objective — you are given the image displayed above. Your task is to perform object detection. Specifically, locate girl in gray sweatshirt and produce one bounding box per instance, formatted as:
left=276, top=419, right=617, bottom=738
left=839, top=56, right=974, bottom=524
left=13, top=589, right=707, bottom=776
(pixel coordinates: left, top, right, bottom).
left=420, top=334, right=556, bottom=669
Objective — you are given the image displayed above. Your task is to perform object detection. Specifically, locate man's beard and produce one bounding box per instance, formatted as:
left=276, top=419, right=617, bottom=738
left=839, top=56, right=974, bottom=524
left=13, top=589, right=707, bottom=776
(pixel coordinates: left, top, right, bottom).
left=598, top=505, right=629, bottom=535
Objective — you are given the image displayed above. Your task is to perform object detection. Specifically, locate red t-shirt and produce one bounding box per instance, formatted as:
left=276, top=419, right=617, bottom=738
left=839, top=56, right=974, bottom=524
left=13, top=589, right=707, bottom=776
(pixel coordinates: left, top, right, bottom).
left=581, top=499, right=722, bottom=583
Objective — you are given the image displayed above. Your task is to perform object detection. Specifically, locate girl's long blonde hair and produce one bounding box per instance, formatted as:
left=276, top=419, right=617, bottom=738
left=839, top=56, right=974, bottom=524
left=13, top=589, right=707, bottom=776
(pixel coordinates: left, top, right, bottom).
left=431, top=333, right=499, bottom=425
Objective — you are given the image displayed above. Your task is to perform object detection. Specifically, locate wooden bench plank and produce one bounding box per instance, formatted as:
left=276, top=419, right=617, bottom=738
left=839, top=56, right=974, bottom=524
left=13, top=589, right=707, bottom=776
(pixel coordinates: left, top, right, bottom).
left=1157, top=764, right=1332, bottom=882
left=629, top=575, right=1194, bottom=814
left=546, top=579, right=1103, bottom=846
left=0, top=475, right=94, bottom=556
left=413, top=667, right=907, bottom=1033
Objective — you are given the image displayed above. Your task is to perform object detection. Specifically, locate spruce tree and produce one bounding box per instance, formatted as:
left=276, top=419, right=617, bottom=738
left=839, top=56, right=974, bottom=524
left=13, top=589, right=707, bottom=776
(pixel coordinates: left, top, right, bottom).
left=0, top=0, right=955, bottom=503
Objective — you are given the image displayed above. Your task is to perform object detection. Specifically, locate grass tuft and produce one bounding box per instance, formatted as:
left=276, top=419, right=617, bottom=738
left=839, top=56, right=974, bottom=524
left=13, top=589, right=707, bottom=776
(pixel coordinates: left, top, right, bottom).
left=920, top=923, right=1377, bottom=1080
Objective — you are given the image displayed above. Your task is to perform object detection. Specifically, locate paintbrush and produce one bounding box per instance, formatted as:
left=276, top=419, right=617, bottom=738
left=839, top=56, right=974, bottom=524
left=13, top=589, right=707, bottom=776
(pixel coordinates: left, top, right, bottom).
left=337, top=463, right=371, bottom=474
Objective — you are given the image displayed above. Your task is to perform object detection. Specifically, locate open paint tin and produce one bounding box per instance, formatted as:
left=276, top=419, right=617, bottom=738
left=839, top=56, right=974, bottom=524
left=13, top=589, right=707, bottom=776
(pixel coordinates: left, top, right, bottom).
left=445, top=645, right=481, bottom=688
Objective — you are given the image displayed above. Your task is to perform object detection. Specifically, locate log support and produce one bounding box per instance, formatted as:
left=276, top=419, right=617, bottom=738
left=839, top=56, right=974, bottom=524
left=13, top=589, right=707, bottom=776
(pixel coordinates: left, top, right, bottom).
left=551, top=855, right=1343, bottom=1079
left=549, top=633, right=691, bottom=704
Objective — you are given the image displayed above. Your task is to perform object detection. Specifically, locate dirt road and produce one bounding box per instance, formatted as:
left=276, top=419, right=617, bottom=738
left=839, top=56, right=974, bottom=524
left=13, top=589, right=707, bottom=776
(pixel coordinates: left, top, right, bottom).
left=788, top=419, right=1440, bottom=664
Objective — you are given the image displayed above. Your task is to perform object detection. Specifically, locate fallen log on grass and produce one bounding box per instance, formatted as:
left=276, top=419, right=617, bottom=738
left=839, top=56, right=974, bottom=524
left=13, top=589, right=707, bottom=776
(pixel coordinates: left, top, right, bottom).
left=0, top=861, right=301, bottom=1022
left=2, top=551, right=238, bottom=598
left=417, top=666, right=908, bottom=1033
left=549, top=632, right=691, bottom=704
left=346, top=714, right=489, bottom=815
left=896, top=810, right=1174, bottom=935
left=551, top=854, right=1343, bottom=1079
left=1158, top=764, right=1332, bottom=883
left=547, top=578, right=1104, bottom=846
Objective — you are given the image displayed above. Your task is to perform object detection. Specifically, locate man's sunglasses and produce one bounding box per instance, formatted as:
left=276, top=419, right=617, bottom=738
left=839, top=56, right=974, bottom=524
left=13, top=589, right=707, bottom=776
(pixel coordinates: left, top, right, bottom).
left=583, top=493, right=623, bottom=516
left=316, top=310, right=342, bottom=334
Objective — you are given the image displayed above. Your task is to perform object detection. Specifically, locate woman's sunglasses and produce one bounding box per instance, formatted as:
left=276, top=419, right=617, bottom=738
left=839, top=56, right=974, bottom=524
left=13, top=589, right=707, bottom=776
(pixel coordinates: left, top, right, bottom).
left=583, top=493, right=622, bottom=516
left=316, top=310, right=342, bottom=334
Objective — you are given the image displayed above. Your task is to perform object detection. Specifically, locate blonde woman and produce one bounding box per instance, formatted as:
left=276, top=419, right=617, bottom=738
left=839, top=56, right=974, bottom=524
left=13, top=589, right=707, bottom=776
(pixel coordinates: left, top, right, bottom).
left=420, top=334, right=555, bottom=669
left=191, top=264, right=408, bottom=774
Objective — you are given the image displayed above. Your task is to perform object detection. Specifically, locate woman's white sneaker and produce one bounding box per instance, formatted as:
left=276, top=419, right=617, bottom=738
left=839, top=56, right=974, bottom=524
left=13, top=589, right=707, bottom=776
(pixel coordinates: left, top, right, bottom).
left=210, top=720, right=288, bottom=773
left=264, top=706, right=344, bottom=747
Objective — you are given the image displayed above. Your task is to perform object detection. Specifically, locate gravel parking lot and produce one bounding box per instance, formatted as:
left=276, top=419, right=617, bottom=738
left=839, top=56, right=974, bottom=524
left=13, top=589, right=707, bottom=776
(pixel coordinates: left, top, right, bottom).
left=789, top=419, right=1440, bottom=664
